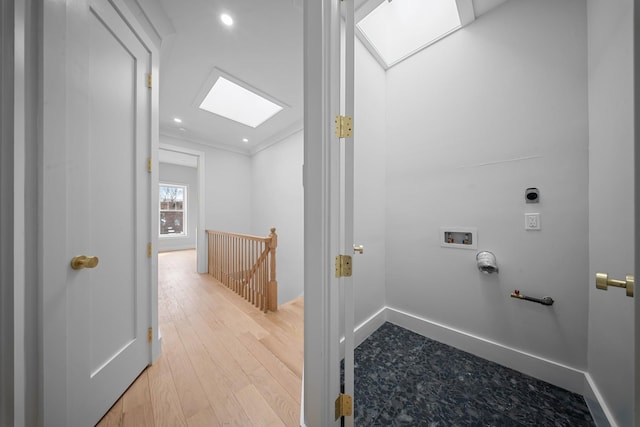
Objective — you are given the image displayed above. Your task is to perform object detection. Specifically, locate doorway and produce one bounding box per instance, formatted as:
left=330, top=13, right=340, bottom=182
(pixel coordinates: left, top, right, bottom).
left=159, top=144, right=207, bottom=273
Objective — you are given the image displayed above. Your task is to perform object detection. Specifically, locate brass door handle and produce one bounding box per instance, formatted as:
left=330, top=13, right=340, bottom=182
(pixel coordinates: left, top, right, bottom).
left=353, top=244, right=364, bottom=255
left=596, top=272, right=634, bottom=297
left=70, top=255, right=99, bottom=270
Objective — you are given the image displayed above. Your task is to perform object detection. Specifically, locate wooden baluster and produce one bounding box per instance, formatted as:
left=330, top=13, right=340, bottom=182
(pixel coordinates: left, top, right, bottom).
left=243, top=239, right=247, bottom=301
left=244, top=238, right=248, bottom=300
left=263, top=242, right=267, bottom=311
left=240, top=237, right=244, bottom=295
left=221, top=234, right=225, bottom=285
left=263, top=251, right=267, bottom=312
left=213, top=234, right=220, bottom=280
left=214, top=232, right=218, bottom=279
left=210, top=232, right=214, bottom=277
left=248, top=240, right=252, bottom=302
left=253, top=241, right=257, bottom=307
left=220, top=233, right=223, bottom=283
left=234, top=236, right=238, bottom=292
left=249, top=241, right=258, bottom=305
left=258, top=241, right=262, bottom=306
left=256, top=242, right=261, bottom=309
left=268, top=227, right=278, bottom=311
left=230, top=235, right=234, bottom=291
left=224, top=234, right=229, bottom=287
left=242, top=239, right=246, bottom=300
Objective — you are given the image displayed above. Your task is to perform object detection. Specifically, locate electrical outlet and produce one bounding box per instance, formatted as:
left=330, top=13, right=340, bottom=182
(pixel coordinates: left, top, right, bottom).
left=525, top=213, right=540, bottom=230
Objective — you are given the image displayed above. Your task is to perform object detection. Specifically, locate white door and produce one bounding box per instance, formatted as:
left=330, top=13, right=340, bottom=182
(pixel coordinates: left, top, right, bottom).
left=302, top=0, right=356, bottom=425
left=586, top=0, right=636, bottom=426
left=42, top=0, right=152, bottom=425
left=339, top=0, right=356, bottom=426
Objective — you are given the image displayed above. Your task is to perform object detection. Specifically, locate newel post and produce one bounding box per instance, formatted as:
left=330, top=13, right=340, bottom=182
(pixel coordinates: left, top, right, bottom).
left=268, top=227, right=278, bottom=311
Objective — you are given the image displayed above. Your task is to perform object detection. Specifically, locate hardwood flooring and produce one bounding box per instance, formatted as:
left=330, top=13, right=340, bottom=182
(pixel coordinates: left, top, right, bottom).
left=97, top=249, right=304, bottom=427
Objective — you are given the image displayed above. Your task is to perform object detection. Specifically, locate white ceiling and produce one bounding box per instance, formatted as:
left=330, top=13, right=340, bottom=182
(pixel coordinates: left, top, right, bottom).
left=154, top=0, right=508, bottom=155
left=158, top=0, right=304, bottom=154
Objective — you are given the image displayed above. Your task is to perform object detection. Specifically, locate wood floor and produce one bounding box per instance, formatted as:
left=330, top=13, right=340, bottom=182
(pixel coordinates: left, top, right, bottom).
left=97, top=249, right=304, bottom=427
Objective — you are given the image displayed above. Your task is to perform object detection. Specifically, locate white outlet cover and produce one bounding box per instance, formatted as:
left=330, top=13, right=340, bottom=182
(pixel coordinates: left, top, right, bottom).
left=525, top=213, right=541, bottom=230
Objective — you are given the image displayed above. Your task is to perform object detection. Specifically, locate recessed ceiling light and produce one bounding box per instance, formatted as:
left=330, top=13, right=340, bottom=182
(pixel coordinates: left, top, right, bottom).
left=220, top=13, right=233, bottom=26
left=198, top=76, right=284, bottom=128
left=173, top=117, right=182, bottom=123
left=242, top=138, right=249, bottom=143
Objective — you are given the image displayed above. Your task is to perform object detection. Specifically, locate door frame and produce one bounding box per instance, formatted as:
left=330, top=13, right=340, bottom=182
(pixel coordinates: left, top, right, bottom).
left=1, top=0, right=17, bottom=424
left=38, top=0, right=161, bottom=423
left=302, top=0, right=343, bottom=425
left=632, top=4, right=639, bottom=427
left=158, top=143, right=207, bottom=273
left=5, top=0, right=41, bottom=424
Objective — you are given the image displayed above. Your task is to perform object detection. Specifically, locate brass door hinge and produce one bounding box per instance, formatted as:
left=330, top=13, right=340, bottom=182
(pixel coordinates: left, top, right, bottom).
left=147, top=158, right=152, bottom=173
left=146, top=73, right=152, bottom=89
left=335, top=393, right=353, bottom=420
left=335, top=255, right=352, bottom=278
left=335, top=115, right=353, bottom=138
left=147, top=327, right=153, bottom=342
left=147, top=243, right=152, bottom=258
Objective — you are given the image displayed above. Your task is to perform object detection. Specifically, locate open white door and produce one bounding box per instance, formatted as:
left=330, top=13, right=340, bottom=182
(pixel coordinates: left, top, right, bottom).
left=302, top=0, right=356, bottom=425
left=41, top=0, right=153, bottom=425
left=340, top=0, right=357, bottom=426
left=586, top=1, right=636, bottom=425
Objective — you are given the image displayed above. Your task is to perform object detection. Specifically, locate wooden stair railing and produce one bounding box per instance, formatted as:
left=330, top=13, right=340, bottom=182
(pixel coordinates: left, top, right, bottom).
left=206, top=227, right=278, bottom=312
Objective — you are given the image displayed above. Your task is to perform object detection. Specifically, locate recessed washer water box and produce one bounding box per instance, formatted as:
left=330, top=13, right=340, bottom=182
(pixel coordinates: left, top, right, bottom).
left=440, top=227, right=477, bottom=250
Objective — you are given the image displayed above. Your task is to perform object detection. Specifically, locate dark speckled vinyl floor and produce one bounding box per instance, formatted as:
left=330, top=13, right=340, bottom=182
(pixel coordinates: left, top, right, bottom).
left=347, top=322, right=595, bottom=426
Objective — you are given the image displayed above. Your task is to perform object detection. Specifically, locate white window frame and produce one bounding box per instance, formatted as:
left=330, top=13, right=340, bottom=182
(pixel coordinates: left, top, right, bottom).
left=159, top=183, right=188, bottom=238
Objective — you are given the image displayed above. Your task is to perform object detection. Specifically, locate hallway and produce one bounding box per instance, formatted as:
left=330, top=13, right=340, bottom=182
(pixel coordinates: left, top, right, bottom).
left=97, top=250, right=303, bottom=426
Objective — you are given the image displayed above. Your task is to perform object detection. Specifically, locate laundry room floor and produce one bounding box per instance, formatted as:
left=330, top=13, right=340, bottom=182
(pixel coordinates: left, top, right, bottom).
left=349, top=322, right=595, bottom=426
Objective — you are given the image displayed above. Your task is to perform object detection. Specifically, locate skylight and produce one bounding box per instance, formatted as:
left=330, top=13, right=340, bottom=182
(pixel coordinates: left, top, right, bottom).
left=357, top=0, right=465, bottom=68
left=198, top=76, right=283, bottom=128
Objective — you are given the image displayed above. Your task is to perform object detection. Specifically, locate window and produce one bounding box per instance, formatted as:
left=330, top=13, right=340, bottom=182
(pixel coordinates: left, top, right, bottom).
left=198, top=75, right=284, bottom=128
left=357, top=0, right=469, bottom=69
left=159, top=184, right=187, bottom=237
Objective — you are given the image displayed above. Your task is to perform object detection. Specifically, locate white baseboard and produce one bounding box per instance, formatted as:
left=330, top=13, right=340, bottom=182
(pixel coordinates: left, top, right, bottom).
left=354, top=306, right=387, bottom=348
left=385, top=306, right=585, bottom=395
left=583, top=374, right=615, bottom=427
left=339, top=306, right=387, bottom=357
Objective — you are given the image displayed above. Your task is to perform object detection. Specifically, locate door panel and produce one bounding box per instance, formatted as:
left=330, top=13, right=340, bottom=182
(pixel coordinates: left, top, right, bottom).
left=586, top=0, right=635, bottom=425
left=88, top=8, right=138, bottom=372
left=44, top=0, right=152, bottom=425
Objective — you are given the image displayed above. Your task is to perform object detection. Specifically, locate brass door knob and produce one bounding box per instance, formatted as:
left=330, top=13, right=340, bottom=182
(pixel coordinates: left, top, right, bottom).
left=70, top=255, right=99, bottom=270
left=596, top=272, right=634, bottom=297
left=353, top=244, right=364, bottom=255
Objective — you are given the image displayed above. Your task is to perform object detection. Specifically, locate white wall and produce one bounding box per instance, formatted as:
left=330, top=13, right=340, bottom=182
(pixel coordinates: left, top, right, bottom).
left=160, top=135, right=252, bottom=235
left=158, top=163, right=198, bottom=251
left=384, top=0, right=589, bottom=370
left=353, top=39, right=387, bottom=329
left=251, top=132, right=304, bottom=305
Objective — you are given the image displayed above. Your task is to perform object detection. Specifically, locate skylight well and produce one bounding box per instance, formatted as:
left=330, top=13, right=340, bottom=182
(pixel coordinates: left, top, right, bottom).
left=198, top=76, right=284, bottom=128
left=357, top=0, right=470, bottom=69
